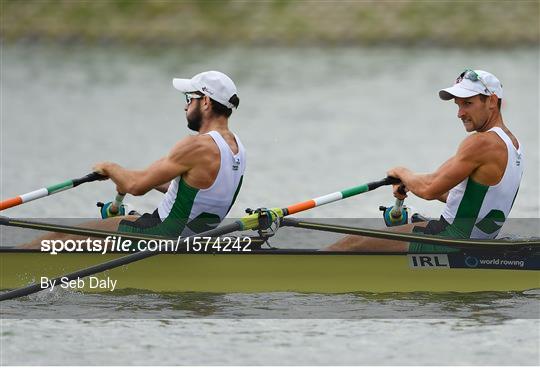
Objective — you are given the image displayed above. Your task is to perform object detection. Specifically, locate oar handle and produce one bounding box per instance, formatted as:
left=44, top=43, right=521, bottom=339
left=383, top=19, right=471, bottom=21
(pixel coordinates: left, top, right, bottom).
left=383, top=176, right=401, bottom=185
left=73, top=172, right=108, bottom=186
left=367, top=176, right=400, bottom=190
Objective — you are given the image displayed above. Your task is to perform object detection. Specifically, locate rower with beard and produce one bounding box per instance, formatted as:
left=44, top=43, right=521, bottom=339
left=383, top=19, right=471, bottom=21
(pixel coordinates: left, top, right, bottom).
left=19, top=71, right=245, bottom=249
left=96, top=71, right=246, bottom=238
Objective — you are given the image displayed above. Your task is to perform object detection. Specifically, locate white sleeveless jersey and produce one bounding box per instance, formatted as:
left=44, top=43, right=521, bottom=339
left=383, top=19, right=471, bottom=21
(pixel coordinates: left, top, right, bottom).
left=157, top=131, right=246, bottom=236
left=441, top=127, right=523, bottom=239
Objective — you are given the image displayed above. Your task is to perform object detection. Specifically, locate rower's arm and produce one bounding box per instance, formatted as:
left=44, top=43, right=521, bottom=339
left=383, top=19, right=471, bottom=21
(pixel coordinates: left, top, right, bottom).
left=388, top=134, right=487, bottom=201
left=93, top=136, right=201, bottom=196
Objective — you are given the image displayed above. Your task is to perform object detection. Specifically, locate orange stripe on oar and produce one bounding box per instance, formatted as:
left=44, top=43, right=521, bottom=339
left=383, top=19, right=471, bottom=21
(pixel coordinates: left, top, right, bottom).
left=0, top=197, right=23, bottom=211
left=286, top=200, right=316, bottom=215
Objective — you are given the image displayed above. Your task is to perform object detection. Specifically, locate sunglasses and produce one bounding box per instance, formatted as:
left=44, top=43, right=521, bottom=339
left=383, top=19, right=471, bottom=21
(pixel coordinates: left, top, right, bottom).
left=185, top=93, right=203, bottom=105
left=456, top=69, right=493, bottom=95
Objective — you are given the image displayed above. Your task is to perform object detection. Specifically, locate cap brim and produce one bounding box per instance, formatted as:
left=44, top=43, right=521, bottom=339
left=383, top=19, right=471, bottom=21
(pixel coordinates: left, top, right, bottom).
left=172, top=78, right=196, bottom=93
left=439, top=85, right=479, bottom=100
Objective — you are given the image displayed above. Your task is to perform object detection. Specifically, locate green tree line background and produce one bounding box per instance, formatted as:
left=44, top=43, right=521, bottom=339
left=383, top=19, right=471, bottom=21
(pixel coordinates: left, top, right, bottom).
left=1, top=0, right=539, bottom=47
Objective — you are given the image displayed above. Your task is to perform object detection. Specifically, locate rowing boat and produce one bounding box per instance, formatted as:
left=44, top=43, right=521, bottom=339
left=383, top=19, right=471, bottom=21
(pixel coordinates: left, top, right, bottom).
left=1, top=176, right=539, bottom=299
left=1, top=247, right=539, bottom=293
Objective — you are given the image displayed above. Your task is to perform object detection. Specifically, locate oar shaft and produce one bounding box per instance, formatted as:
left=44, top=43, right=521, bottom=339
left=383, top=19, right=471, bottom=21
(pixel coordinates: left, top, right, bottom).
left=0, top=172, right=106, bottom=211
left=281, top=218, right=540, bottom=249
left=286, top=177, right=399, bottom=215
left=0, top=216, right=172, bottom=242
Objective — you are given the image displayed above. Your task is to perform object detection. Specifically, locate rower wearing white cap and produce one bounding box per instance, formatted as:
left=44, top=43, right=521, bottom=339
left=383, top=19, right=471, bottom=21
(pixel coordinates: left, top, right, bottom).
left=326, top=69, right=524, bottom=252
left=99, top=70, right=246, bottom=238
left=21, top=71, right=246, bottom=248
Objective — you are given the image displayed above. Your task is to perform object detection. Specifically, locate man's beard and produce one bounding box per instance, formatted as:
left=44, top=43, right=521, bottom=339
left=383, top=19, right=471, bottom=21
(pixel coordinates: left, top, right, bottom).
left=187, top=106, right=203, bottom=132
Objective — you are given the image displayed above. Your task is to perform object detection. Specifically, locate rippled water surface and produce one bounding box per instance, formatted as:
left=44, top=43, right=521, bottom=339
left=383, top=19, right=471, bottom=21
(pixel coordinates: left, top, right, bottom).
left=1, top=44, right=539, bottom=365
left=1, top=290, right=540, bottom=365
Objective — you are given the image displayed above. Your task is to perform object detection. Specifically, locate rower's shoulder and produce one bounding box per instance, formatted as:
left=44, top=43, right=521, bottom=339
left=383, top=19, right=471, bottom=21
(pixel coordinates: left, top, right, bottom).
left=168, top=135, right=216, bottom=161
left=457, top=132, right=504, bottom=158
left=176, top=134, right=215, bottom=148
left=463, top=130, right=504, bottom=147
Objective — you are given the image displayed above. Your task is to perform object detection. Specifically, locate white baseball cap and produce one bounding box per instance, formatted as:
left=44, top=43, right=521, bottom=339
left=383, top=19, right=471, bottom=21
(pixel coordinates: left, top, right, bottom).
left=173, top=71, right=238, bottom=109
left=439, top=69, right=503, bottom=100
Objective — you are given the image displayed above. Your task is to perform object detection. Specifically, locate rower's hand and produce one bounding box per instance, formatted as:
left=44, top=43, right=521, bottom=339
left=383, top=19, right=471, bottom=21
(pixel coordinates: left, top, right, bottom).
left=387, top=167, right=408, bottom=200
left=392, top=184, right=408, bottom=200
left=92, top=162, right=112, bottom=178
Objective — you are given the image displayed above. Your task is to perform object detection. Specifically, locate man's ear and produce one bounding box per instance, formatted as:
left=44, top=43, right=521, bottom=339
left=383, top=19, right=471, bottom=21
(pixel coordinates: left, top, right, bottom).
left=489, top=94, right=498, bottom=109
left=202, top=95, right=211, bottom=110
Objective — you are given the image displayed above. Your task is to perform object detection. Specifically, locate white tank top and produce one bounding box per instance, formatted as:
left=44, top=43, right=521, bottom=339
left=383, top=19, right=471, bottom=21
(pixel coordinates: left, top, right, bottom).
left=441, top=127, right=523, bottom=239
left=157, top=131, right=246, bottom=236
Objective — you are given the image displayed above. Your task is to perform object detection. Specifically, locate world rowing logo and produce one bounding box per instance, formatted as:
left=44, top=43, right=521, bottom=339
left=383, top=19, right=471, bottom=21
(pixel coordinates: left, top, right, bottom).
left=465, top=256, right=479, bottom=268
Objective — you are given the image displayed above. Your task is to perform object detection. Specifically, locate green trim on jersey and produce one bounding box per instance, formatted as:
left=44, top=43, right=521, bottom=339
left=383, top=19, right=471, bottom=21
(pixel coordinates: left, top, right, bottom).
left=118, top=178, right=199, bottom=238
left=159, top=178, right=199, bottom=235
left=227, top=175, right=243, bottom=214
left=409, top=226, right=460, bottom=253
left=475, top=209, right=505, bottom=234
left=451, top=178, right=489, bottom=238
left=186, top=212, right=221, bottom=233
left=409, top=178, right=490, bottom=253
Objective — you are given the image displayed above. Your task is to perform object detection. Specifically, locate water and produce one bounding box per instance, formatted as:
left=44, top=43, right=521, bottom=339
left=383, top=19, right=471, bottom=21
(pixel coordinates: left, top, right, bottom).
left=2, top=319, right=539, bottom=365
left=1, top=44, right=539, bottom=365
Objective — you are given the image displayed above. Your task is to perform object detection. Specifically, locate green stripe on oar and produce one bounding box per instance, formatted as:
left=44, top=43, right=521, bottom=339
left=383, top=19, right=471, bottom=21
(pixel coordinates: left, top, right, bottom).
left=47, top=180, right=76, bottom=194
left=341, top=184, right=369, bottom=199
left=0, top=172, right=107, bottom=211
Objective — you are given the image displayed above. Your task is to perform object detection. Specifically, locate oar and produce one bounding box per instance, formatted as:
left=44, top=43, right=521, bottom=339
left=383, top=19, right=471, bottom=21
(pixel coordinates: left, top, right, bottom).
left=283, top=176, right=400, bottom=216
left=280, top=218, right=540, bottom=251
left=0, top=172, right=107, bottom=211
left=234, top=176, right=401, bottom=231
left=0, top=176, right=397, bottom=301
left=0, top=216, right=178, bottom=243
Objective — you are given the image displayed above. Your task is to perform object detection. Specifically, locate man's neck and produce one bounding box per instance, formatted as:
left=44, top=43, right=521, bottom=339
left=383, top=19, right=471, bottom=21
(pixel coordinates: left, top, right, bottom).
left=478, top=112, right=504, bottom=133
left=198, top=117, right=229, bottom=135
